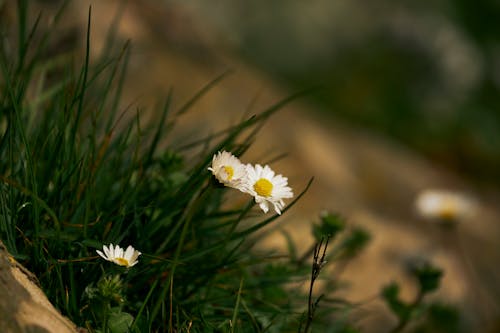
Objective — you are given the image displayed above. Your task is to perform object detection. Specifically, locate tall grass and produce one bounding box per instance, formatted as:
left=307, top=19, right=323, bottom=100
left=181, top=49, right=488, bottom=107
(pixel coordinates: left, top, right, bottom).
left=0, top=2, right=449, bottom=333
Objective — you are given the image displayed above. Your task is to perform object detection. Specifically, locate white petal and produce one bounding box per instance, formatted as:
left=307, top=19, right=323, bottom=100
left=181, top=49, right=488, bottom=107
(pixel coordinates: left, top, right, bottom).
left=130, top=252, right=140, bottom=264
left=124, top=245, right=135, bottom=260
left=272, top=201, right=284, bottom=215
left=103, top=244, right=112, bottom=258
left=116, top=246, right=124, bottom=259
left=111, top=244, right=119, bottom=258
left=258, top=200, right=269, bottom=213
left=96, top=250, right=107, bottom=260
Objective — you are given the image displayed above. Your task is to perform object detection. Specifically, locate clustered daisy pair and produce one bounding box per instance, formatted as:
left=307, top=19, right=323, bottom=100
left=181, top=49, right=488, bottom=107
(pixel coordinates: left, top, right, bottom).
left=208, top=150, right=294, bottom=215
left=96, top=151, right=293, bottom=269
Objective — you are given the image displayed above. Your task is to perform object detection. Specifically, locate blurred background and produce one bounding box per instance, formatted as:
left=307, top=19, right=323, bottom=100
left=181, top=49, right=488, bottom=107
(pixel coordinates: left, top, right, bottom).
left=3, top=1, right=500, bottom=332
left=187, top=0, right=500, bottom=187
left=186, top=0, right=500, bottom=188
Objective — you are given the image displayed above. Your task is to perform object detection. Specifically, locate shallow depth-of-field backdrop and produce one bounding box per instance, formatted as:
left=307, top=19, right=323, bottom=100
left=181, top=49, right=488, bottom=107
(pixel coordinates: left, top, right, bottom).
left=1, top=1, right=500, bottom=332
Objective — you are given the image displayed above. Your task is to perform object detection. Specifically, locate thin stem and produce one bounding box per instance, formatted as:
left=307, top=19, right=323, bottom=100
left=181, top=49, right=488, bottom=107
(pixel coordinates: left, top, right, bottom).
left=303, top=236, right=330, bottom=333
left=389, top=290, right=424, bottom=333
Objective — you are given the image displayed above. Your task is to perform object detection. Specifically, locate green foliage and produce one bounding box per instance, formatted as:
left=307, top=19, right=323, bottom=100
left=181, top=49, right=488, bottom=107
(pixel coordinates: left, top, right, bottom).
left=413, top=262, right=444, bottom=295
left=0, top=2, right=320, bottom=331
left=382, top=261, right=444, bottom=333
left=412, top=302, right=461, bottom=333
left=337, top=227, right=371, bottom=260
left=0, top=2, right=452, bottom=332
left=85, top=274, right=126, bottom=306
left=313, top=212, right=345, bottom=241
left=107, top=311, right=135, bottom=333
left=382, top=283, right=412, bottom=323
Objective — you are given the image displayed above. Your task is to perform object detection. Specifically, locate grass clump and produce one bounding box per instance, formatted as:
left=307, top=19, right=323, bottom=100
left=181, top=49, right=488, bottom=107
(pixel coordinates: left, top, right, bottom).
left=0, top=2, right=452, bottom=333
left=0, top=2, right=316, bottom=332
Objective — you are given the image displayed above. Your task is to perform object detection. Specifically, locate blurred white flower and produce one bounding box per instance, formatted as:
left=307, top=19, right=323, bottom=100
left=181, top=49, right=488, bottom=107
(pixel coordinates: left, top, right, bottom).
left=243, top=164, right=293, bottom=215
left=415, top=189, right=477, bottom=222
left=96, top=243, right=141, bottom=268
left=208, top=151, right=247, bottom=190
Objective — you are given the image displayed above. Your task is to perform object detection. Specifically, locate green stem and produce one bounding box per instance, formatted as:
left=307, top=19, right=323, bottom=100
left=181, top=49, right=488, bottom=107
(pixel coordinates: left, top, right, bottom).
left=389, top=290, right=424, bottom=333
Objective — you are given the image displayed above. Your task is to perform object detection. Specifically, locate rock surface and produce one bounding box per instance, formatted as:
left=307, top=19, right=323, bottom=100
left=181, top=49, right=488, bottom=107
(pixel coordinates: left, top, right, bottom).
left=0, top=241, right=77, bottom=333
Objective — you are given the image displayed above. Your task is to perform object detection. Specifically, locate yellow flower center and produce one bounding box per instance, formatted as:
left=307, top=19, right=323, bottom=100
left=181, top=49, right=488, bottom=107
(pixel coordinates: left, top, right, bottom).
left=114, top=258, right=130, bottom=267
left=223, top=166, right=234, bottom=181
left=439, top=200, right=456, bottom=220
left=254, top=178, right=273, bottom=197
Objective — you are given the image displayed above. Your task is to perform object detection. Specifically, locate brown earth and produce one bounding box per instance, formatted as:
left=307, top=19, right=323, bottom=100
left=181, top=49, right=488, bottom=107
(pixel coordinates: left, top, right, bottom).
left=2, top=1, right=500, bottom=332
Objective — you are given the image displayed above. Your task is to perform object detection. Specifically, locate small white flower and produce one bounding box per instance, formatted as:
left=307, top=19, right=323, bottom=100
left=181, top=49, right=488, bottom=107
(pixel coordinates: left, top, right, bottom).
left=243, top=164, right=293, bottom=215
left=415, top=189, right=476, bottom=222
left=208, top=151, right=247, bottom=189
left=96, top=243, right=141, bottom=268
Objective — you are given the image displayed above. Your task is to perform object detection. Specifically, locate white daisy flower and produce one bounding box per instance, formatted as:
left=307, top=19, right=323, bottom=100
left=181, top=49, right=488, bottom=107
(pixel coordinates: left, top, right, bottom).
left=243, top=164, right=293, bottom=215
left=415, top=189, right=477, bottom=222
left=96, top=243, right=141, bottom=268
left=208, top=151, right=247, bottom=189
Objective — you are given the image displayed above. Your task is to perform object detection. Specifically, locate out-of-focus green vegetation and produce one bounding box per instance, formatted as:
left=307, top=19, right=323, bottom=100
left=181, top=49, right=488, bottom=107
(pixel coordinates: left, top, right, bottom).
left=196, top=0, right=500, bottom=185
